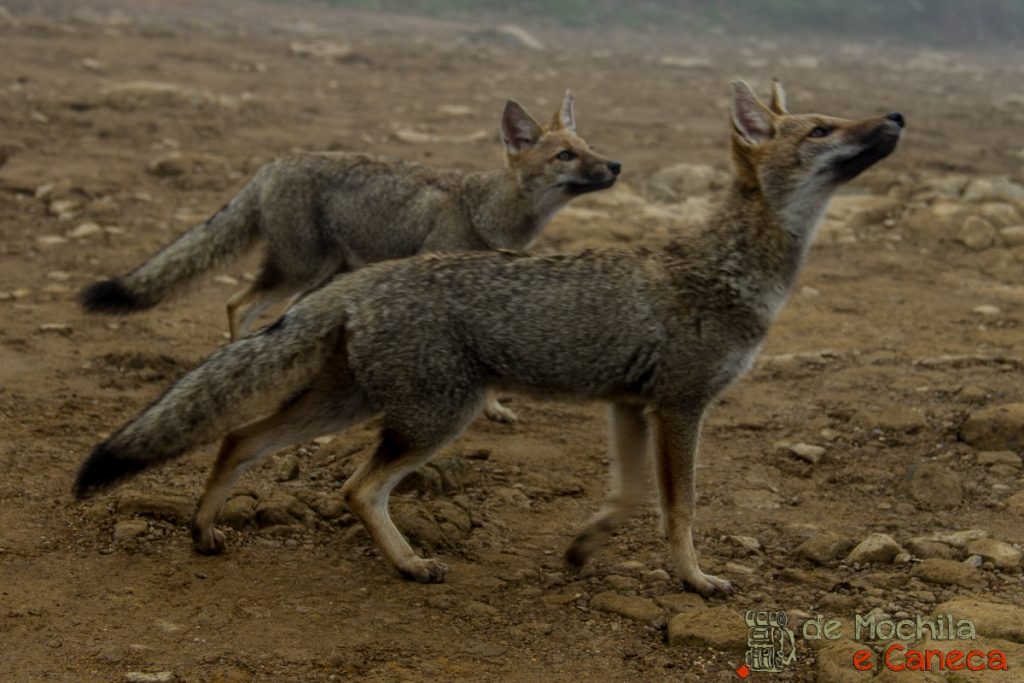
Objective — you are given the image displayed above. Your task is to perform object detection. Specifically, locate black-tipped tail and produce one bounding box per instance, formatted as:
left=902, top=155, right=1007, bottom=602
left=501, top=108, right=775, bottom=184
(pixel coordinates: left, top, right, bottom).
left=79, top=279, right=149, bottom=314
left=73, top=442, right=150, bottom=499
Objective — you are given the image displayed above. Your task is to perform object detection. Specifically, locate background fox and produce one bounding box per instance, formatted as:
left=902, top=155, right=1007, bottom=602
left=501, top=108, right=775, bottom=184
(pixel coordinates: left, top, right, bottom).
left=79, top=91, right=621, bottom=423
left=74, top=81, right=903, bottom=596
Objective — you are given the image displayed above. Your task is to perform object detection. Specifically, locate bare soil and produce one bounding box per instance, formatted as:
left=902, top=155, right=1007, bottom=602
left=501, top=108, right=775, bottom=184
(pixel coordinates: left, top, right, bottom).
left=1, top=2, right=1023, bottom=681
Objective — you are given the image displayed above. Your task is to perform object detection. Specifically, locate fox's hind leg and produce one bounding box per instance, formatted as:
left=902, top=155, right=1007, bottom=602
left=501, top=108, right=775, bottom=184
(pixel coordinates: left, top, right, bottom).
left=191, top=370, right=373, bottom=554
left=342, top=401, right=480, bottom=583
left=565, top=403, right=650, bottom=568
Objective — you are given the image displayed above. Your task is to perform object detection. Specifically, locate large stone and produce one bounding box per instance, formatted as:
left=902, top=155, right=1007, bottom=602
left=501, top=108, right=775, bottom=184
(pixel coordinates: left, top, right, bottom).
left=798, top=531, right=856, bottom=565
left=220, top=495, right=256, bottom=529
left=906, top=537, right=955, bottom=560
left=976, top=451, right=1022, bottom=468
left=589, top=592, right=662, bottom=625
left=961, top=404, right=1024, bottom=450
left=847, top=533, right=904, bottom=564
left=856, top=406, right=928, bottom=433
left=934, top=598, right=1024, bottom=643
left=911, top=559, right=986, bottom=589
left=654, top=593, right=706, bottom=613
left=667, top=606, right=746, bottom=651
left=900, top=462, right=962, bottom=509
left=963, top=539, right=1022, bottom=571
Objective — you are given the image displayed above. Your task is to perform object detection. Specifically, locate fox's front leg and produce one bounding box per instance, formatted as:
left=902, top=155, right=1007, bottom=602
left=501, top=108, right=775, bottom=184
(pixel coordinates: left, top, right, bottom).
left=650, top=405, right=733, bottom=597
left=483, top=390, right=518, bottom=424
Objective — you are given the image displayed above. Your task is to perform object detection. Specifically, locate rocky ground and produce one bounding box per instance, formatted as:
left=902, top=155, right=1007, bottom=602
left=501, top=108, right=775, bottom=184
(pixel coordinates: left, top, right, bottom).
left=1, top=1, right=1024, bottom=681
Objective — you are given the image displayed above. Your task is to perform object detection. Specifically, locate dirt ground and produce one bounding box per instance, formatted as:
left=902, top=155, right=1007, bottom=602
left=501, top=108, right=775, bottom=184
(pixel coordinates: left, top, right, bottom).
left=2, top=2, right=1024, bottom=681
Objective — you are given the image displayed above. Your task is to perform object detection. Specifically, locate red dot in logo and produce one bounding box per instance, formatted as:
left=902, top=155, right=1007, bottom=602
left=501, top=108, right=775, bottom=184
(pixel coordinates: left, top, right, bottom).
left=735, top=664, right=751, bottom=679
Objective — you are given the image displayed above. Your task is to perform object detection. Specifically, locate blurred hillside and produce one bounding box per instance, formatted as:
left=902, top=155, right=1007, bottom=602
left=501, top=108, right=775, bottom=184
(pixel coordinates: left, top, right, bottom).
left=317, top=0, right=1024, bottom=45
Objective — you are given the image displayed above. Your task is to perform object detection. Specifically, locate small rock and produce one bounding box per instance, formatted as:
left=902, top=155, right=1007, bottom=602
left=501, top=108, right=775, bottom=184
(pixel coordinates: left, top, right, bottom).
left=310, top=493, right=346, bottom=520
left=124, top=674, right=178, bottom=683
left=906, top=538, right=955, bottom=560
left=118, top=491, right=192, bottom=522
left=961, top=404, right=1024, bottom=450
left=963, top=177, right=1024, bottom=204
left=274, top=453, right=299, bottom=482
left=790, top=443, right=826, bottom=464
left=37, top=235, right=68, bottom=247
left=911, top=558, right=986, bottom=588
left=48, top=198, right=80, bottom=216
left=847, top=533, right=904, bottom=564
left=1008, top=491, right=1024, bottom=515
left=977, top=451, right=1021, bottom=468
left=255, top=495, right=305, bottom=528
left=667, top=606, right=746, bottom=651
left=604, top=574, right=641, bottom=592
left=927, top=529, right=988, bottom=548
left=964, top=554, right=984, bottom=568
left=67, top=221, right=102, bottom=238
left=900, top=462, right=962, bottom=509
left=589, top=592, right=663, bottom=626
left=1000, top=225, right=1024, bottom=247
left=220, top=495, right=256, bottom=529
left=726, top=535, right=762, bottom=553
left=113, top=519, right=148, bottom=542
left=817, top=639, right=875, bottom=682
left=964, top=538, right=1022, bottom=570
left=972, top=304, right=1001, bottom=316
left=641, top=569, right=670, bottom=584
left=654, top=593, right=706, bottom=613
left=956, top=216, right=997, bottom=250
left=798, top=531, right=855, bottom=565
left=213, top=274, right=239, bottom=287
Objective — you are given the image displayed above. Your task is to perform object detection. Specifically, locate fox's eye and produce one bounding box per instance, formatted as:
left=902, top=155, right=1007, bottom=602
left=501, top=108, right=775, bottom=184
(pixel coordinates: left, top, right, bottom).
left=808, top=126, right=833, bottom=139
left=556, top=150, right=576, bottom=161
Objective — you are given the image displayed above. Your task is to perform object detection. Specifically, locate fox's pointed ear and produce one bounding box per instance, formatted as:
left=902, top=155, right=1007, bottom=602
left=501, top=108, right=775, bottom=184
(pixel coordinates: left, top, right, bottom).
left=769, top=78, right=787, bottom=115
left=730, top=81, right=775, bottom=145
left=501, top=100, right=544, bottom=154
left=550, top=89, right=575, bottom=131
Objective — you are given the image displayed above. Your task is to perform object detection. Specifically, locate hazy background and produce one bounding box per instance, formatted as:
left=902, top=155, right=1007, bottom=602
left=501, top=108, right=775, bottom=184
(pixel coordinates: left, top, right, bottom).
left=315, top=0, right=1024, bottom=45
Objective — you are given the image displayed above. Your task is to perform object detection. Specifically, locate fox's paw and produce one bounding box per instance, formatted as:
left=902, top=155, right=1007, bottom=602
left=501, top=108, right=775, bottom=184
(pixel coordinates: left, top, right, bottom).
left=399, top=557, right=449, bottom=583
left=484, top=400, right=519, bottom=425
left=191, top=527, right=227, bottom=556
left=683, top=570, right=733, bottom=597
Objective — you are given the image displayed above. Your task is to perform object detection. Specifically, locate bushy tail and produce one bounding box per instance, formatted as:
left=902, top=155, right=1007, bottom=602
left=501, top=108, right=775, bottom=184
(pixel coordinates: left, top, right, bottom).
left=80, top=176, right=263, bottom=314
left=74, top=305, right=346, bottom=498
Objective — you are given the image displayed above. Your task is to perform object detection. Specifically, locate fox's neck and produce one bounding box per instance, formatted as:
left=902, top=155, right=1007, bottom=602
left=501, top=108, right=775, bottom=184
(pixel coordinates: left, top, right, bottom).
left=672, top=181, right=829, bottom=321
left=462, top=169, right=560, bottom=250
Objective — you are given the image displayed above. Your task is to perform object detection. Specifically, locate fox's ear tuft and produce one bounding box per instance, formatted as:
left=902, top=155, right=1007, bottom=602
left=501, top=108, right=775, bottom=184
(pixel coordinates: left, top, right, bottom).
left=770, top=78, right=788, bottom=115
left=551, top=89, right=575, bottom=131
left=730, top=80, right=775, bottom=145
left=501, top=100, right=544, bottom=153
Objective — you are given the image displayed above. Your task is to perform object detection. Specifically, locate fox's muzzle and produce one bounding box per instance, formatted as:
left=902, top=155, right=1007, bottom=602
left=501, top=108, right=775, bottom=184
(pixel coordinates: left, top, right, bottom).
left=565, top=159, right=622, bottom=195
left=831, top=114, right=904, bottom=184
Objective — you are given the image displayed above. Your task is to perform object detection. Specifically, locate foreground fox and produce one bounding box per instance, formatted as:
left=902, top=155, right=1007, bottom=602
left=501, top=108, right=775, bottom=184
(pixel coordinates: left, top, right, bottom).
left=75, top=81, right=903, bottom=595
left=80, top=92, right=620, bottom=423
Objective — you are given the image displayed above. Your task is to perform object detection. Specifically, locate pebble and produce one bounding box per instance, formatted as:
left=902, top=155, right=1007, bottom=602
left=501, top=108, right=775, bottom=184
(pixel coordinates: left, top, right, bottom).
left=847, top=533, right=904, bottom=564
left=910, top=558, right=986, bottom=588
left=790, top=443, right=826, bottom=464
left=113, top=519, right=148, bottom=542
left=972, top=304, right=1001, bottom=316
left=213, top=274, right=239, bottom=287
left=798, top=530, right=855, bottom=565
left=275, top=454, right=300, bottom=482
left=220, top=495, right=256, bottom=529
left=124, top=673, right=178, bottom=683
left=641, top=569, right=670, bottom=584
left=961, top=404, right=1024, bottom=450
left=977, top=451, right=1022, bottom=467
left=117, top=491, right=192, bottom=522
left=68, top=221, right=102, bottom=239
left=667, top=606, right=746, bottom=651
left=956, top=216, right=997, bottom=250
left=589, top=592, right=663, bottom=626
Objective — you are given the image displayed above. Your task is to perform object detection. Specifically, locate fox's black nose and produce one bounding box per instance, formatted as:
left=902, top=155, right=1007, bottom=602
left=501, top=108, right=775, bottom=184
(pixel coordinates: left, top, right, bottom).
left=607, top=160, right=622, bottom=176
left=886, top=112, right=905, bottom=128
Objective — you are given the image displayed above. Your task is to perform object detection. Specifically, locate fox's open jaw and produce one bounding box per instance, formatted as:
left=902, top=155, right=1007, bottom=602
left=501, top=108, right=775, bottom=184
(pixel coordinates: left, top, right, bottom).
left=831, top=121, right=903, bottom=184
left=563, top=177, right=618, bottom=195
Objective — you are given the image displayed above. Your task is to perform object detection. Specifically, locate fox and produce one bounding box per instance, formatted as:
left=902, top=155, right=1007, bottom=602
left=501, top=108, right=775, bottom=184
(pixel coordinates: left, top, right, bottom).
left=79, top=91, right=621, bottom=424
left=73, top=81, right=904, bottom=595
